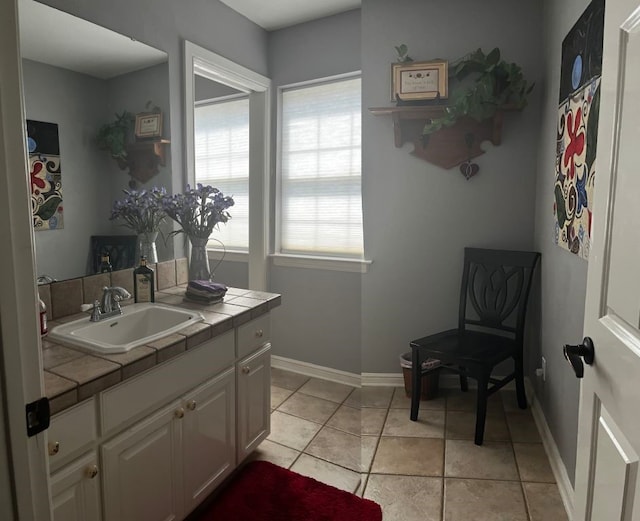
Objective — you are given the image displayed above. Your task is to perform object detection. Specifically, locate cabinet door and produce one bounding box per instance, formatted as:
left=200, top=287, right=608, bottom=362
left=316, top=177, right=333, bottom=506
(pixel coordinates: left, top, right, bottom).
left=101, top=400, right=184, bottom=521
left=237, top=343, right=271, bottom=462
left=182, top=367, right=236, bottom=512
left=51, top=451, right=101, bottom=521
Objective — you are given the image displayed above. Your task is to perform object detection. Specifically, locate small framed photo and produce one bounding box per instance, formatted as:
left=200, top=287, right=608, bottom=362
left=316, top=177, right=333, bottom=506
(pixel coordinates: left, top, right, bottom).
left=391, top=60, right=448, bottom=101
left=135, top=113, right=163, bottom=139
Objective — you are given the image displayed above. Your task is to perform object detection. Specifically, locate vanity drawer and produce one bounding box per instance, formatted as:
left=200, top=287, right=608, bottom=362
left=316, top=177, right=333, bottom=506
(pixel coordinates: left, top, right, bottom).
left=100, top=330, right=235, bottom=435
left=48, top=398, right=97, bottom=471
left=237, top=314, right=270, bottom=359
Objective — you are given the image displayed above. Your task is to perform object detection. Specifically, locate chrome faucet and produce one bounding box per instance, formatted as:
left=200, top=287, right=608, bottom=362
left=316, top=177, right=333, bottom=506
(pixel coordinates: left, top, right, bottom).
left=90, top=286, right=131, bottom=322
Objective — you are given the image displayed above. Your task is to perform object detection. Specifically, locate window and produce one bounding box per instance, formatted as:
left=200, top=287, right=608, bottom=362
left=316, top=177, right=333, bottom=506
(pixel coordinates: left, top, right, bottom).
left=278, top=75, right=363, bottom=259
left=194, top=96, right=249, bottom=251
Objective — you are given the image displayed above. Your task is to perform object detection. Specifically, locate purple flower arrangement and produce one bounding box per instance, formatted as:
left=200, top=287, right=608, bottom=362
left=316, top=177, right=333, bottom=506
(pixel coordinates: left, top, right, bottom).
left=161, top=184, right=234, bottom=239
left=110, top=187, right=166, bottom=233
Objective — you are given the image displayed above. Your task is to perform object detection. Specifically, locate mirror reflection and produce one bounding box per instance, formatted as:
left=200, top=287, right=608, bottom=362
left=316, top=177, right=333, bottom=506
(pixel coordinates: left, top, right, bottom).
left=19, top=0, right=172, bottom=281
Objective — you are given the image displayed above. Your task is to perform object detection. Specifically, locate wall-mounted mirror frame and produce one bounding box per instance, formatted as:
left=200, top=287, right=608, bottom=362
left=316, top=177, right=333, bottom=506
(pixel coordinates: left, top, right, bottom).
left=183, top=41, right=271, bottom=291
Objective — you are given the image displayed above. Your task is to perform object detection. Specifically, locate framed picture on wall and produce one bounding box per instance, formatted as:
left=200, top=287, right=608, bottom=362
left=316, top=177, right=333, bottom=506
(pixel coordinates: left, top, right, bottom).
left=135, top=112, right=163, bottom=139
left=391, top=60, right=448, bottom=101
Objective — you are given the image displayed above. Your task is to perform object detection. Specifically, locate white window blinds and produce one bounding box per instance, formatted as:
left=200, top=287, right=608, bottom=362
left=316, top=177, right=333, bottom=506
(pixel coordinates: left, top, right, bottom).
left=280, top=76, right=363, bottom=258
left=195, top=96, right=249, bottom=251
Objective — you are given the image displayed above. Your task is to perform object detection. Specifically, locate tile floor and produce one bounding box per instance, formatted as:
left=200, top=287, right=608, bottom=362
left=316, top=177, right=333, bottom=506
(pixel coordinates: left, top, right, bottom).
left=250, top=368, right=569, bottom=521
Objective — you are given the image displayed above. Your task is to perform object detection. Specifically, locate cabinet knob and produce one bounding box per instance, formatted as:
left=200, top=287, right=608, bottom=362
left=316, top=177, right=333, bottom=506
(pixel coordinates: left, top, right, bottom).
left=85, top=465, right=99, bottom=479
left=242, top=366, right=251, bottom=374
left=255, top=329, right=263, bottom=338
left=186, top=400, right=197, bottom=411
left=48, top=441, right=60, bottom=456
left=175, top=408, right=185, bottom=419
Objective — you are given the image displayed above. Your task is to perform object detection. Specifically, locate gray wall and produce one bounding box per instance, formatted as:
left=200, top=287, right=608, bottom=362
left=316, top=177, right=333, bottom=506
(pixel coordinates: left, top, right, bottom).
left=531, top=0, right=592, bottom=486
left=361, top=0, right=543, bottom=374
left=267, top=9, right=362, bottom=374
left=22, top=59, right=113, bottom=280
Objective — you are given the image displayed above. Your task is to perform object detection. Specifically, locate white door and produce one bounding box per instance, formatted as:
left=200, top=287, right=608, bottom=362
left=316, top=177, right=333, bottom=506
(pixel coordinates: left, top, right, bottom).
left=574, top=0, right=640, bottom=518
left=50, top=452, right=101, bottom=521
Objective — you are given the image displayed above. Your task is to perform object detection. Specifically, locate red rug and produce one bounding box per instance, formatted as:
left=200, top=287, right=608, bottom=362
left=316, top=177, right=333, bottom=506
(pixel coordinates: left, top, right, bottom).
left=196, top=460, right=382, bottom=521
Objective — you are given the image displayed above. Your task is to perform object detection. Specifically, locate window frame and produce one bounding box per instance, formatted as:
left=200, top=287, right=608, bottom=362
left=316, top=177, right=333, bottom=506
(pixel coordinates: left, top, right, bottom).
left=274, top=71, right=370, bottom=273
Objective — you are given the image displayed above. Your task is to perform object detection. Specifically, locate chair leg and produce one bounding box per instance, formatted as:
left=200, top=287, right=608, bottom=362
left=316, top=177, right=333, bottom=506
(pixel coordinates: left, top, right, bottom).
left=514, top=354, right=527, bottom=409
left=410, top=349, right=421, bottom=421
left=459, top=367, right=468, bottom=392
left=474, top=372, right=489, bottom=445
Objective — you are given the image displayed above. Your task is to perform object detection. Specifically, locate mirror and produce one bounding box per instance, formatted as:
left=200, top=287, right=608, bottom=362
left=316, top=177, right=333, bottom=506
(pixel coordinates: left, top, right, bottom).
left=184, top=41, right=270, bottom=290
left=19, top=0, right=172, bottom=281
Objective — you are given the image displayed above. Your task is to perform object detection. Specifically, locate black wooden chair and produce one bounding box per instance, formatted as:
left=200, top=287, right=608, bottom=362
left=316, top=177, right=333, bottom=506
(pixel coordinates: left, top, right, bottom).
left=410, top=247, right=540, bottom=445
left=89, top=235, right=137, bottom=274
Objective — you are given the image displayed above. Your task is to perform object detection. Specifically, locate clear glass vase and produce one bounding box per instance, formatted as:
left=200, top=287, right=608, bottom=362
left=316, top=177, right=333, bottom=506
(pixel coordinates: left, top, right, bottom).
left=136, top=231, right=158, bottom=264
left=188, top=236, right=210, bottom=281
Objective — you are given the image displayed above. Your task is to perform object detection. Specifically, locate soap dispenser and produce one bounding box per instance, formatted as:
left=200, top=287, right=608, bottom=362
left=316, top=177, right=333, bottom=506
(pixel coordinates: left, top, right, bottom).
left=38, top=297, right=48, bottom=336
left=133, top=256, right=155, bottom=303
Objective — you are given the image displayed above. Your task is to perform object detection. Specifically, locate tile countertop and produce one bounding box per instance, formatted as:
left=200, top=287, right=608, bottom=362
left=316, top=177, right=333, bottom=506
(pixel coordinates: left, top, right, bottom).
left=42, top=285, right=281, bottom=415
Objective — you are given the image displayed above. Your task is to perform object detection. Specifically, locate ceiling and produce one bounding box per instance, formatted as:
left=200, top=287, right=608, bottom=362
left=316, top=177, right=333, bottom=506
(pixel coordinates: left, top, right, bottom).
left=219, top=0, right=361, bottom=31
left=18, top=0, right=167, bottom=80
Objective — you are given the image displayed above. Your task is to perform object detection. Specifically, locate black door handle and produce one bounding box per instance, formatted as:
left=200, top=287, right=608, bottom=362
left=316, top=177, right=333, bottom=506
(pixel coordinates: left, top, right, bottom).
left=563, top=337, right=595, bottom=378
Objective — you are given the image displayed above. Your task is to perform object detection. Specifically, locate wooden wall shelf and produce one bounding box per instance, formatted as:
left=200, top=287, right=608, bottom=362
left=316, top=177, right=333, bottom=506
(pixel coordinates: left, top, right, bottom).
left=121, top=139, right=170, bottom=183
left=369, top=106, right=507, bottom=170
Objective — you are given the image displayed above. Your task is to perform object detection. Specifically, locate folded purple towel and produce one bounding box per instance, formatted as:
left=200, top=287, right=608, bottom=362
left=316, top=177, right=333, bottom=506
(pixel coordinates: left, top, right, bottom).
left=188, top=280, right=228, bottom=293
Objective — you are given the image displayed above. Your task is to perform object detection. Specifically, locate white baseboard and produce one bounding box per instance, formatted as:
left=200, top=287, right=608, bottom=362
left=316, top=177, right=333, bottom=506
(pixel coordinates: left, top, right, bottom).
left=530, top=394, right=575, bottom=519
left=271, top=356, right=361, bottom=387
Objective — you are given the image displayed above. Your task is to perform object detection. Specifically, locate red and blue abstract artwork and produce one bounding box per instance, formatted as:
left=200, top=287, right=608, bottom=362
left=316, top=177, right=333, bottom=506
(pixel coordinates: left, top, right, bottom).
left=27, top=119, right=64, bottom=231
left=554, top=0, right=604, bottom=259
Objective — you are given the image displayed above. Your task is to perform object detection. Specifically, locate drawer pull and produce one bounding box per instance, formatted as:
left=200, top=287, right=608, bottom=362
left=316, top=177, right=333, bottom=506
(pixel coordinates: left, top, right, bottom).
left=186, top=400, right=197, bottom=411
left=85, top=465, right=99, bottom=479
left=48, top=441, right=60, bottom=456
left=242, top=366, right=251, bottom=374
left=175, top=408, right=185, bottom=419
left=255, top=329, right=264, bottom=338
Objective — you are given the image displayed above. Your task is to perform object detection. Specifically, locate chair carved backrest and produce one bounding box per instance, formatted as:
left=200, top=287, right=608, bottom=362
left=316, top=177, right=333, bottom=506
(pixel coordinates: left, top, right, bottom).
left=458, top=248, right=540, bottom=342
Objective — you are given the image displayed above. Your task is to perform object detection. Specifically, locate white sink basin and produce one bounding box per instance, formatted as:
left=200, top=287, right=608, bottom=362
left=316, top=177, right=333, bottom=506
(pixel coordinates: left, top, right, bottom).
left=48, top=303, right=205, bottom=354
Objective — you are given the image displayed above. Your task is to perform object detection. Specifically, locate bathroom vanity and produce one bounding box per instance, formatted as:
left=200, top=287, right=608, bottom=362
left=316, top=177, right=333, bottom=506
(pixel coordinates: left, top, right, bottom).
left=41, top=270, right=280, bottom=521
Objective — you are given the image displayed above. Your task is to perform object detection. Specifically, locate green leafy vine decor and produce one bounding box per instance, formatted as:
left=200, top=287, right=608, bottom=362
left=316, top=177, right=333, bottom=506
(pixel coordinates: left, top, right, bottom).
left=412, top=47, right=535, bottom=135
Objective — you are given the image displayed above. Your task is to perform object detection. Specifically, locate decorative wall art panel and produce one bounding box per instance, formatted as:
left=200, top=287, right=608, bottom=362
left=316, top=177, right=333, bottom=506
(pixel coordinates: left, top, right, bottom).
left=27, top=120, right=64, bottom=230
left=554, top=0, right=604, bottom=259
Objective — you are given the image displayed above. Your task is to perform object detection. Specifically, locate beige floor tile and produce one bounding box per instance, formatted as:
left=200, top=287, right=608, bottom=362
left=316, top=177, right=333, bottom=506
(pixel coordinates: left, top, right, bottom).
left=382, top=408, right=445, bottom=438
left=390, top=386, right=447, bottom=410
left=501, top=390, right=530, bottom=412
left=277, top=392, right=340, bottom=424
left=514, top=443, right=555, bottom=482
left=361, top=435, right=379, bottom=473
left=356, top=474, right=367, bottom=497
left=298, top=377, right=355, bottom=403
left=364, top=474, right=442, bottom=521
left=267, top=410, right=322, bottom=451
left=305, top=426, right=361, bottom=472
left=344, top=387, right=360, bottom=407
left=371, top=437, right=444, bottom=476
left=445, top=440, right=519, bottom=480
left=270, top=368, right=310, bottom=391
left=506, top=411, right=542, bottom=442
left=361, top=386, right=394, bottom=408
left=445, top=389, right=504, bottom=415
left=445, top=410, right=511, bottom=441
left=249, top=439, right=300, bottom=468
left=361, top=408, right=387, bottom=435
left=327, top=404, right=360, bottom=435
left=522, top=482, right=569, bottom=521
left=271, top=385, right=293, bottom=409
left=444, top=478, right=527, bottom=521
left=291, top=454, right=361, bottom=493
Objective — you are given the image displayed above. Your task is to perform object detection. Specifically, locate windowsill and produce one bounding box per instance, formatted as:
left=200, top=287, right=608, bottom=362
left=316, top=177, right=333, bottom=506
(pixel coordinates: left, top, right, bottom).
left=270, top=253, right=371, bottom=273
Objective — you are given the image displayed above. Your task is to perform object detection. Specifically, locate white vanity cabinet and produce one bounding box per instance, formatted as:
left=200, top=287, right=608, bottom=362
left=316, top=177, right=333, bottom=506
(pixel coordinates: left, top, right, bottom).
left=50, top=451, right=101, bottom=521
left=47, top=309, right=273, bottom=521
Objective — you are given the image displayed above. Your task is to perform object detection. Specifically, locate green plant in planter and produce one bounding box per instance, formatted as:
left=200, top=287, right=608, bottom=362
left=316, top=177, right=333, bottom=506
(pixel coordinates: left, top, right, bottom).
left=96, top=110, right=134, bottom=161
left=422, top=47, right=535, bottom=135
